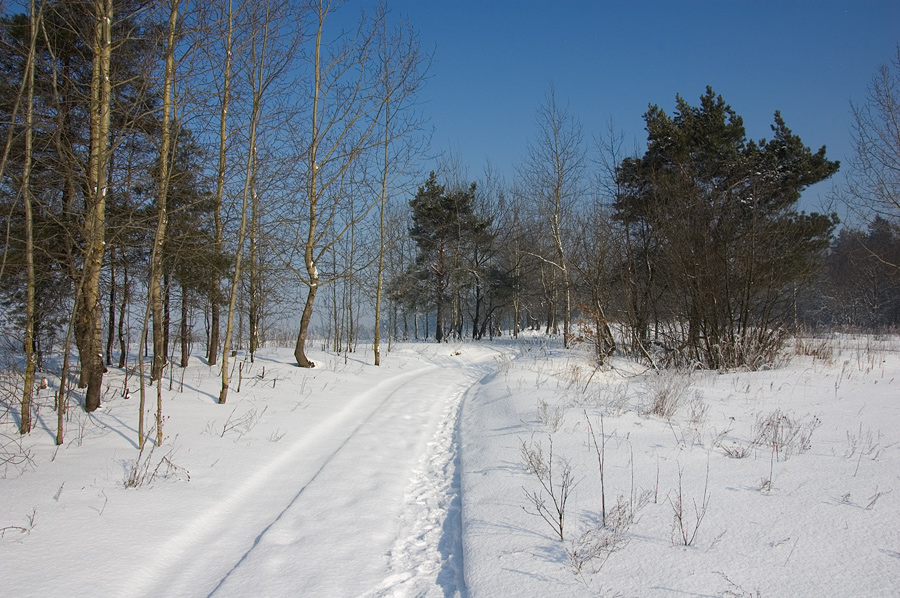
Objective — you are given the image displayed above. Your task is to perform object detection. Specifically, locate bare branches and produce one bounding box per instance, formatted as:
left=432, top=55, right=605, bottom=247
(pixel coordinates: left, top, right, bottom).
left=668, top=462, right=710, bottom=546
left=521, top=436, right=577, bottom=541
left=845, top=45, right=900, bottom=220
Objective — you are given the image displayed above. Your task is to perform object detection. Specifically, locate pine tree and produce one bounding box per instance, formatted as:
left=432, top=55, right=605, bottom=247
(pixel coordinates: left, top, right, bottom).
left=407, top=172, right=491, bottom=342
left=615, top=87, right=839, bottom=368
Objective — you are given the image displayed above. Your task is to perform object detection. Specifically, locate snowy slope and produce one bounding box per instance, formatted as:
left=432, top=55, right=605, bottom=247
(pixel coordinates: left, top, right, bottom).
left=458, top=335, right=900, bottom=597
left=2, top=335, right=898, bottom=597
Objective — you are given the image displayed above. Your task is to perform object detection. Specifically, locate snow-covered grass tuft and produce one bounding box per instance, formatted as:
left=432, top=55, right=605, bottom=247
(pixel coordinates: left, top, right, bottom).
left=642, top=368, right=692, bottom=419
left=123, top=437, right=190, bottom=488
left=751, top=409, right=821, bottom=462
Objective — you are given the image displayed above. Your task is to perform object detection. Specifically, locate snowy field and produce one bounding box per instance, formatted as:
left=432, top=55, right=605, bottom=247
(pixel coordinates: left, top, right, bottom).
left=1, top=333, right=898, bottom=597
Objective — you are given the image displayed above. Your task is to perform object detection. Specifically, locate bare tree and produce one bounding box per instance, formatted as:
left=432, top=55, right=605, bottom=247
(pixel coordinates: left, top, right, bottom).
left=288, top=0, right=384, bottom=368
left=200, top=0, right=237, bottom=367
left=76, top=0, right=114, bottom=413
left=518, top=85, right=586, bottom=348
left=138, top=0, right=180, bottom=447
left=845, top=45, right=900, bottom=226
left=219, top=0, right=295, bottom=403
left=373, top=6, right=428, bottom=365
left=19, top=0, right=43, bottom=434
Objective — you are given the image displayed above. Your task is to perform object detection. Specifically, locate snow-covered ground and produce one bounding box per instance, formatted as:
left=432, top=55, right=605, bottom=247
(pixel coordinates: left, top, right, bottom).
left=1, top=334, right=898, bottom=597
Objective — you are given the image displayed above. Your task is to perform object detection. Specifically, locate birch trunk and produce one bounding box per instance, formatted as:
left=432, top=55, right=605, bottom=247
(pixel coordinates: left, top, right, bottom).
left=78, top=0, right=113, bottom=413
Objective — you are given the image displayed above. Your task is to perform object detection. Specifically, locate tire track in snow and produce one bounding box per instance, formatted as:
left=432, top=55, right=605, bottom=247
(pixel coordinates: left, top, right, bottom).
left=206, top=349, right=498, bottom=597
left=126, top=362, right=439, bottom=598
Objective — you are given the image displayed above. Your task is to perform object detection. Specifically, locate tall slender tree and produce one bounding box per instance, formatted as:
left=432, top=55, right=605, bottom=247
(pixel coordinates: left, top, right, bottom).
left=76, top=0, right=113, bottom=413
left=19, top=0, right=43, bottom=434
left=517, top=85, right=585, bottom=347
left=372, top=5, right=428, bottom=365
left=290, top=0, right=384, bottom=368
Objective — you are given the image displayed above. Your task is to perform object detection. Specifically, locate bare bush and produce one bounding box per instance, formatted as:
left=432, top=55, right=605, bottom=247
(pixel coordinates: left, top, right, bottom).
left=793, top=335, right=835, bottom=364
left=584, top=383, right=630, bottom=417
left=221, top=405, right=268, bottom=439
left=1, top=432, right=35, bottom=476
left=537, top=399, right=565, bottom=432
left=717, top=572, right=763, bottom=598
left=844, top=424, right=882, bottom=459
left=521, top=436, right=577, bottom=541
left=124, top=438, right=190, bottom=488
left=643, top=369, right=692, bottom=419
left=712, top=425, right=751, bottom=459
left=687, top=394, right=709, bottom=442
left=752, top=410, right=821, bottom=461
left=0, top=508, right=36, bottom=539
left=495, top=352, right=514, bottom=375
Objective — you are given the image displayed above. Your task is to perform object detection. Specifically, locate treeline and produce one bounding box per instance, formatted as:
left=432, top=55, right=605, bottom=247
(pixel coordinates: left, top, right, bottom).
left=1, top=1, right=899, bottom=439
left=390, top=88, right=842, bottom=371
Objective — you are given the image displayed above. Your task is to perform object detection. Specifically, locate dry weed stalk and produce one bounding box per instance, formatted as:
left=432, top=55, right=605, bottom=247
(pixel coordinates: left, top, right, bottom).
left=669, top=462, right=710, bottom=546
left=521, top=436, right=576, bottom=541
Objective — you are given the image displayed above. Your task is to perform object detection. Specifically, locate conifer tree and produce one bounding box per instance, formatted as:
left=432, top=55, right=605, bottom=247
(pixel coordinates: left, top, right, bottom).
left=615, top=88, right=839, bottom=368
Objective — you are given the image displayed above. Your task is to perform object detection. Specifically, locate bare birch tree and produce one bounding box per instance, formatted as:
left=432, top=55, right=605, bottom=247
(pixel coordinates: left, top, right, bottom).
left=200, top=0, right=236, bottom=367
left=19, top=0, right=43, bottom=434
left=138, top=0, right=179, bottom=446
left=288, top=0, right=384, bottom=368
left=372, top=6, right=428, bottom=365
left=76, top=0, right=113, bottom=413
left=518, top=85, right=586, bottom=348
left=219, top=0, right=294, bottom=403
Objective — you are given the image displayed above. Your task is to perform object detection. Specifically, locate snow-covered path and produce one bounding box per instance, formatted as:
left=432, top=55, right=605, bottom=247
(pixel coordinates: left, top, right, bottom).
left=0, top=344, right=501, bottom=598
left=133, top=346, right=498, bottom=597
left=6, top=336, right=898, bottom=597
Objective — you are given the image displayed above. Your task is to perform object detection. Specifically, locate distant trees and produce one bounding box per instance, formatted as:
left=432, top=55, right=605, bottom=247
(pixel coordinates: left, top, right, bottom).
left=387, top=89, right=840, bottom=368
left=814, top=217, right=900, bottom=327
left=825, top=45, right=900, bottom=329
left=403, top=172, right=493, bottom=342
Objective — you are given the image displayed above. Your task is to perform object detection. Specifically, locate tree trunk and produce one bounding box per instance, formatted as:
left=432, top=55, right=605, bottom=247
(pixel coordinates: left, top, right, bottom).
left=78, top=0, right=113, bottom=413
left=20, top=0, right=40, bottom=434
left=207, top=0, right=234, bottom=368
left=106, top=252, right=115, bottom=367
left=181, top=282, right=190, bottom=367
left=248, top=145, right=260, bottom=362
left=294, top=282, right=318, bottom=368
left=149, top=0, right=179, bottom=381
left=118, top=262, right=129, bottom=368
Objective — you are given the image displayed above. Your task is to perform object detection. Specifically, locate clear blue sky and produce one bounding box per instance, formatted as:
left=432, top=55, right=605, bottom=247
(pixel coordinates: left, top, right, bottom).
left=388, top=0, right=900, bottom=214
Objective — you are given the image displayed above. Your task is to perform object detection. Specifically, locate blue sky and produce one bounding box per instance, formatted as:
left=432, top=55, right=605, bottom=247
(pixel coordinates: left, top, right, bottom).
left=388, top=0, right=900, bottom=214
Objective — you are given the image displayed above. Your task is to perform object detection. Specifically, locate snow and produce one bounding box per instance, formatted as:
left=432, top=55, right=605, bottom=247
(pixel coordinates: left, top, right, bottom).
left=2, top=334, right=899, bottom=597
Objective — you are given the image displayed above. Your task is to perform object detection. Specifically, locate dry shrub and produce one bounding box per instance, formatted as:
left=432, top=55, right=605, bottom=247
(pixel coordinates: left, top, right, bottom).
left=642, top=369, right=692, bottom=419
left=752, top=409, right=821, bottom=461
left=793, top=335, right=835, bottom=364
left=520, top=436, right=576, bottom=541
